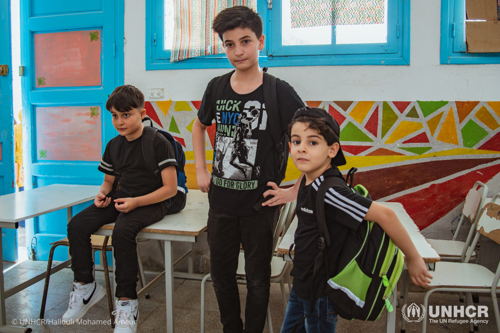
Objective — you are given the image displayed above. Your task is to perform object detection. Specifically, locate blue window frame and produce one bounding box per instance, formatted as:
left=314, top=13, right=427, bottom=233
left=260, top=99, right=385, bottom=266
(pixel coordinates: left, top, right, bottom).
left=441, top=0, right=500, bottom=64
left=146, top=0, right=411, bottom=70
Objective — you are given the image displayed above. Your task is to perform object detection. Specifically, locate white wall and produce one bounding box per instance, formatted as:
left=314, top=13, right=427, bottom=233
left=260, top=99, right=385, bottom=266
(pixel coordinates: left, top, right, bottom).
left=124, top=0, right=500, bottom=101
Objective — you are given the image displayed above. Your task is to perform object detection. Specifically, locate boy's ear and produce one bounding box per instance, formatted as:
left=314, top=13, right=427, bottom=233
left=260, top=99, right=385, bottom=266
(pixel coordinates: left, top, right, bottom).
left=288, top=141, right=292, bottom=150
left=328, top=142, right=340, bottom=159
left=258, top=34, right=265, bottom=51
left=140, top=108, right=147, bottom=119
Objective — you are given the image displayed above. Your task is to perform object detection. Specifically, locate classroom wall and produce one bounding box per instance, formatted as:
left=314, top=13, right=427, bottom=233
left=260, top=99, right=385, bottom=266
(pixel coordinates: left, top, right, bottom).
left=124, top=0, right=500, bottom=272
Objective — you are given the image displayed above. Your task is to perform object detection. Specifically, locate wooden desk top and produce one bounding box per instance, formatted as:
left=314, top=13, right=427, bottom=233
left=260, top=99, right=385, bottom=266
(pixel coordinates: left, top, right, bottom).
left=99, top=190, right=209, bottom=236
left=278, top=201, right=440, bottom=263
left=0, top=184, right=100, bottom=223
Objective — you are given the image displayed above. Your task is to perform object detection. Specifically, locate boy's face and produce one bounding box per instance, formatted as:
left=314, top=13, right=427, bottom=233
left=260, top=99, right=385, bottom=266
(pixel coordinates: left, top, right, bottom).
left=289, top=121, right=340, bottom=183
left=110, top=106, right=146, bottom=141
left=222, top=27, right=265, bottom=72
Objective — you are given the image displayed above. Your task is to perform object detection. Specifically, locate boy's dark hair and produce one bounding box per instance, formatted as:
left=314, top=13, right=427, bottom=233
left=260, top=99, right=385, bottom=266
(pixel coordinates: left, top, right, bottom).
left=106, top=85, right=145, bottom=112
left=288, top=115, right=339, bottom=146
left=212, top=6, right=263, bottom=42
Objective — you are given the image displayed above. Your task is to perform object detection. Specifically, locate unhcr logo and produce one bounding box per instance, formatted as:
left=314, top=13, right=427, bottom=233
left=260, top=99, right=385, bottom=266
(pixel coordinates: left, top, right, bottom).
left=402, top=303, right=426, bottom=323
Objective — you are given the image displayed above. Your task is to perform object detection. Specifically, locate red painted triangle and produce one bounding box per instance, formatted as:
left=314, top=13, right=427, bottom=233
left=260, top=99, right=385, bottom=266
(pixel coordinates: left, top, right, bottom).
left=479, top=132, right=500, bottom=152
left=364, top=106, right=379, bottom=137
left=402, top=132, right=430, bottom=144
left=191, top=101, right=202, bottom=110
left=389, top=163, right=500, bottom=230
left=366, top=148, right=404, bottom=156
left=342, top=145, right=372, bottom=155
left=393, top=102, right=411, bottom=113
left=172, top=136, right=186, bottom=148
left=328, top=105, right=346, bottom=125
left=145, top=102, right=163, bottom=128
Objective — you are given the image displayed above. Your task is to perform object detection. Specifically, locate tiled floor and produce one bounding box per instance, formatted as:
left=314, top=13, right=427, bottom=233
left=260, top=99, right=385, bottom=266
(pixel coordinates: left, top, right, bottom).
left=2, top=260, right=500, bottom=332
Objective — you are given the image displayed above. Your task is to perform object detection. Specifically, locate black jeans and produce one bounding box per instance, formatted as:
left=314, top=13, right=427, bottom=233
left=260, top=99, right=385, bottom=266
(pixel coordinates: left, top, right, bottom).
left=67, top=201, right=168, bottom=299
left=208, top=207, right=279, bottom=333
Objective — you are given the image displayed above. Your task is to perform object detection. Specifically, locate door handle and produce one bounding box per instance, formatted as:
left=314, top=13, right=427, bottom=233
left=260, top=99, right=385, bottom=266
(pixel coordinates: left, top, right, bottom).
left=0, top=65, right=9, bottom=76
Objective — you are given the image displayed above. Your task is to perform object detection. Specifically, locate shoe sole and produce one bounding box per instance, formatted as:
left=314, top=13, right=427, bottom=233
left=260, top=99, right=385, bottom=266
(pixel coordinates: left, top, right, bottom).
left=62, top=285, right=107, bottom=325
left=114, top=311, right=139, bottom=333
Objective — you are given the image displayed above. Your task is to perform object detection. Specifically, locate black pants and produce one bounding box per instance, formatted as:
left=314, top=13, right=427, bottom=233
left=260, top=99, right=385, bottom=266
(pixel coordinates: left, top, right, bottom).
left=208, top=207, right=279, bottom=333
left=67, top=201, right=168, bottom=299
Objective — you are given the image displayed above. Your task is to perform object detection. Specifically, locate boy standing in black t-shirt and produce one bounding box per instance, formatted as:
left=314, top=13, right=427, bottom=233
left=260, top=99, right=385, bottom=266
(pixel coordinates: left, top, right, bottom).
left=62, top=85, right=178, bottom=333
left=280, top=107, right=433, bottom=332
left=192, top=6, right=305, bottom=333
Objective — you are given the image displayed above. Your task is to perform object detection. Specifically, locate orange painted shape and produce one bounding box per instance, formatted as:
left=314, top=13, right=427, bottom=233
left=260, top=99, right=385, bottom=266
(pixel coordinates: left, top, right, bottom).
left=476, top=106, right=500, bottom=130
left=350, top=101, right=375, bottom=124
left=156, top=100, right=173, bottom=116
left=427, top=111, right=444, bottom=136
left=488, top=102, right=500, bottom=118
left=34, top=30, right=101, bottom=88
left=436, top=108, right=459, bottom=145
left=334, top=101, right=354, bottom=112
left=36, top=106, right=101, bottom=161
left=306, top=101, right=322, bottom=108
left=456, top=101, right=479, bottom=123
left=366, top=148, right=404, bottom=156
left=385, top=121, right=424, bottom=144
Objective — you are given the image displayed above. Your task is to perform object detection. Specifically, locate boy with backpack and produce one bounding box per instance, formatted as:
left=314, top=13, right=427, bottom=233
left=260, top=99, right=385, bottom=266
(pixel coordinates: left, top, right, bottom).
left=192, top=6, right=305, bottom=332
left=62, top=85, right=182, bottom=333
left=280, top=107, right=433, bottom=332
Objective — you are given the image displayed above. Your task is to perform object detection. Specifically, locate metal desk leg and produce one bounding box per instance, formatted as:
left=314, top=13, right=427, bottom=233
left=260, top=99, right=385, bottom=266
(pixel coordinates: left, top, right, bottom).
left=165, top=240, right=174, bottom=333
left=401, top=269, right=409, bottom=332
left=386, top=291, right=397, bottom=333
left=0, top=227, right=31, bottom=332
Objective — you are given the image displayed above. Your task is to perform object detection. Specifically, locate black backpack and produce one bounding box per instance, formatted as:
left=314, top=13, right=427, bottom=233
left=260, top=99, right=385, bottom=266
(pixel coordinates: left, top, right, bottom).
left=211, top=69, right=289, bottom=210
left=110, top=124, right=188, bottom=214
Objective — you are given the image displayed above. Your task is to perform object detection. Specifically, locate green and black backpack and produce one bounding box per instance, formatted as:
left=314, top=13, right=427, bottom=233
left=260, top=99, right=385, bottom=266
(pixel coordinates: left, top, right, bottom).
left=315, top=167, right=404, bottom=321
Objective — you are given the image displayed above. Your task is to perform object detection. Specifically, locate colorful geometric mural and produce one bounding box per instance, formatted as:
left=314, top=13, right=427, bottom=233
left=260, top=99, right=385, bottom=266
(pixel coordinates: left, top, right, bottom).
left=145, top=100, right=500, bottom=230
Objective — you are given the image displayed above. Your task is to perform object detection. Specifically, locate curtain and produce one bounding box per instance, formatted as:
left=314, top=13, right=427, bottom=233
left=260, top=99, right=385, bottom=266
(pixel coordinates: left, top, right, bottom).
left=171, top=0, right=257, bottom=62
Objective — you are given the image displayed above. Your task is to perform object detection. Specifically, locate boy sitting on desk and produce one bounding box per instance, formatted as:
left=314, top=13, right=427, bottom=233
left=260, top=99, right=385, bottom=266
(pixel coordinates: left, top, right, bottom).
left=62, top=85, right=178, bottom=333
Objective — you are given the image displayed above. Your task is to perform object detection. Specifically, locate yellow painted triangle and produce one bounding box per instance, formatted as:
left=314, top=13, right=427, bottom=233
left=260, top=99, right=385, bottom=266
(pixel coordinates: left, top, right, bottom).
left=174, top=101, right=193, bottom=112
left=436, top=108, right=459, bottom=145
left=476, top=106, right=500, bottom=130
left=384, top=121, right=423, bottom=144
left=487, top=102, right=500, bottom=120
left=427, top=111, right=443, bottom=136
left=349, top=101, right=375, bottom=124
left=186, top=118, right=196, bottom=133
left=156, top=100, right=173, bottom=116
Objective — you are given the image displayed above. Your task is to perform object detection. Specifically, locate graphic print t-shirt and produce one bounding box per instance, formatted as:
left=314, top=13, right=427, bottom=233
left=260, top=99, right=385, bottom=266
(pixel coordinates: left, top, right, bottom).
left=98, top=131, right=177, bottom=199
left=291, top=167, right=372, bottom=300
left=198, top=74, right=304, bottom=216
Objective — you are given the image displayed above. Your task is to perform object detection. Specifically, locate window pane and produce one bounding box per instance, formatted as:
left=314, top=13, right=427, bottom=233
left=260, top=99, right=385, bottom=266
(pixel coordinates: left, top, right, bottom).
left=282, top=0, right=331, bottom=45
left=164, top=0, right=175, bottom=50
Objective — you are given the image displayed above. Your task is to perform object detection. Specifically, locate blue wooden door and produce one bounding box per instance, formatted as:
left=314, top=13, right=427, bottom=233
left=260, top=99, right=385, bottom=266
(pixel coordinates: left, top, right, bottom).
left=0, top=0, right=18, bottom=262
left=21, top=0, right=123, bottom=261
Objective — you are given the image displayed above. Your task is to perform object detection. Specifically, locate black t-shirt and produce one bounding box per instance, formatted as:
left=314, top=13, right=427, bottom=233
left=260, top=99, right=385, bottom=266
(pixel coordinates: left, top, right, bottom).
left=98, top=131, right=177, bottom=198
left=291, top=167, right=373, bottom=300
left=198, top=74, right=305, bottom=216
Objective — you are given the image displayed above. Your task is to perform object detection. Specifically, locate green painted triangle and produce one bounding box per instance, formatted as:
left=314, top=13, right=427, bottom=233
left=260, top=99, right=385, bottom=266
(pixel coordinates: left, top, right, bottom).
left=417, top=101, right=448, bottom=118
left=169, top=116, right=181, bottom=134
left=399, top=147, right=432, bottom=155
left=340, top=122, right=374, bottom=142
left=382, top=102, right=399, bottom=138
left=461, top=120, right=488, bottom=148
left=406, top=106, right=419, bottom=118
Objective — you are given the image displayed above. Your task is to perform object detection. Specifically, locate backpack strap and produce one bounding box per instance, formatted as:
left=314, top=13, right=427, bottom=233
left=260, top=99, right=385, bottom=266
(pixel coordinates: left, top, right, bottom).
left=262, top=72, right=283, bottom=158
left=141, top=126, right=161, bottom=180
left=109, top=136, right=124, bottom=194
left=211, top=70, right=234, bottom=108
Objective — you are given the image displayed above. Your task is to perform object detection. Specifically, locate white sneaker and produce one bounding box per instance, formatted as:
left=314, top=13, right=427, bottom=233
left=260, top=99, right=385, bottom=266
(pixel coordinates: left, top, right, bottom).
left=61, top=281, right=106, bottom=324
left=113, top=299, right=139, bottom=333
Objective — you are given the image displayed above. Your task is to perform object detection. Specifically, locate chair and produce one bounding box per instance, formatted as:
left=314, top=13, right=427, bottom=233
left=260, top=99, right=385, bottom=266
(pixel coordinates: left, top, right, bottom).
left=427, top=181, right=488, bottom=261
left=200, top=200, right=297, bottom=333
left=421, top=193, right=500, bottom=333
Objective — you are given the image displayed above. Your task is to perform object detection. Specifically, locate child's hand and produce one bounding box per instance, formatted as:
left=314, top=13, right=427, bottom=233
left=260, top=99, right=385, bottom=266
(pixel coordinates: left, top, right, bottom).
left=94, top=193, right=111, bottom=208
left=114, top=198, right=138, bottom=213
left=407, top=256, right=433, bottom=287
left=262, top=182, right=297, bottom=206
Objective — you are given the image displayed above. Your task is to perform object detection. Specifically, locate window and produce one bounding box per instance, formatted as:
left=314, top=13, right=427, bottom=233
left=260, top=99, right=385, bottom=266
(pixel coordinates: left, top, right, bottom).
left=440, top=0, right=500, bottom=64
left=146, top=0, right=411, bottom=70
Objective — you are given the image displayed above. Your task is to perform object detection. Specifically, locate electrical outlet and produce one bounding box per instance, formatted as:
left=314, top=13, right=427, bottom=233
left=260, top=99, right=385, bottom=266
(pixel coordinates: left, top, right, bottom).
left=148, top=87, right=165, bottom=99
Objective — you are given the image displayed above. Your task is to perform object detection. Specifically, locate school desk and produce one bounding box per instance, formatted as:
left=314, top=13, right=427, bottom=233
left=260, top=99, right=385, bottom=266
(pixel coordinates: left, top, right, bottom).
left=277, top=201, right=440, bottom=333
left=94, top=189, right=208, bottom=333
left=0, top=184, right=101, bottom=333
